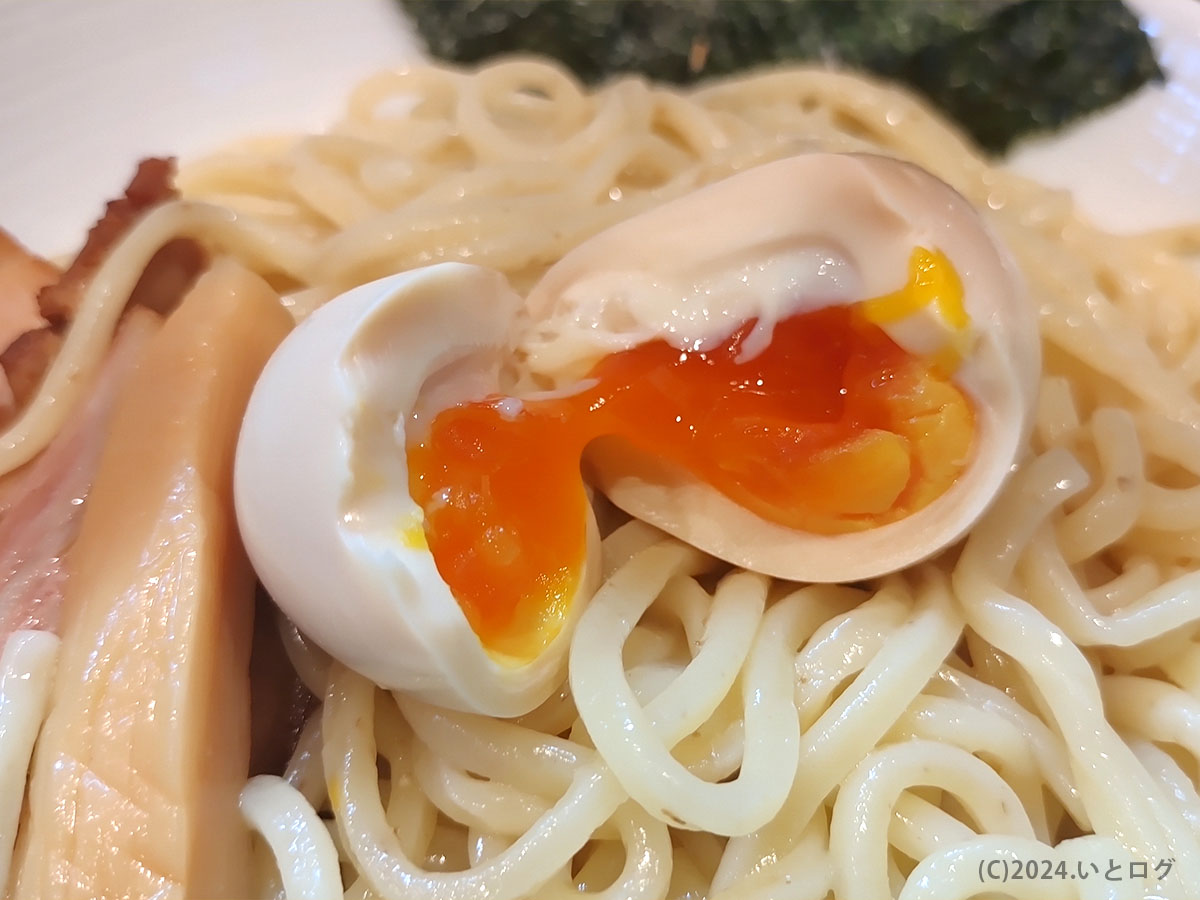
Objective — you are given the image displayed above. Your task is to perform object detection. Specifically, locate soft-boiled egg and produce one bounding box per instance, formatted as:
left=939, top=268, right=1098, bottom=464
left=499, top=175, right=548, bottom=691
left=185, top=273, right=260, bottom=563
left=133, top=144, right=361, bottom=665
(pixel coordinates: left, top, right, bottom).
left=235, top=153, right=1039, bottom=714
left=519, top=152, right=1040, bottom=582
left=234, top=264, right=601, bottom=716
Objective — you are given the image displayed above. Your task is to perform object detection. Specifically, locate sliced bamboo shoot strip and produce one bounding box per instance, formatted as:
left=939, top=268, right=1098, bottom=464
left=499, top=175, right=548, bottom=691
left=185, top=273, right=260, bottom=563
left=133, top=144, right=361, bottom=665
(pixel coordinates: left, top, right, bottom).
left=13, top=259, right=292, bottom=900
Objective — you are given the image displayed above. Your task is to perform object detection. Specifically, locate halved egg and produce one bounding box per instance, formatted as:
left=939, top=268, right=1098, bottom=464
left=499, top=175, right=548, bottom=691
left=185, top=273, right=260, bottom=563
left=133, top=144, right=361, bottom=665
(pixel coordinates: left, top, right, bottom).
left=235, top=153, right=1039, bottom=713
left=516, top=152, right=1039, bottom=582
left=234, top=265, right=601, bottom=716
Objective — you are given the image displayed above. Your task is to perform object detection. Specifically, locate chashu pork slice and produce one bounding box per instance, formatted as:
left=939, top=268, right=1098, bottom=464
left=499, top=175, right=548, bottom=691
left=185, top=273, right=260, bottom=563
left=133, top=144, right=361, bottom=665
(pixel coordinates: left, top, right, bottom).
left=0, top=229, right=56, bottom=420
left=0, top=309, right=158, bottom=643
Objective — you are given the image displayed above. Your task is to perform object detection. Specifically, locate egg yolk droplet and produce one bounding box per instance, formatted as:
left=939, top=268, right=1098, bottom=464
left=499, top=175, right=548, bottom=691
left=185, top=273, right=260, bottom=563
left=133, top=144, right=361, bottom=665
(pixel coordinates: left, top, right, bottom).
left=407, top=248, right=975, bottom=658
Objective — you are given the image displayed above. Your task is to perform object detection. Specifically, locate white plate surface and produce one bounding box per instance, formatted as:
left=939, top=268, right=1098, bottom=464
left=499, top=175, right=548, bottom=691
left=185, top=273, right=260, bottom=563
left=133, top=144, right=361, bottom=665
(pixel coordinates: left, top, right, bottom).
left=0, top=0, right=419, bottom=256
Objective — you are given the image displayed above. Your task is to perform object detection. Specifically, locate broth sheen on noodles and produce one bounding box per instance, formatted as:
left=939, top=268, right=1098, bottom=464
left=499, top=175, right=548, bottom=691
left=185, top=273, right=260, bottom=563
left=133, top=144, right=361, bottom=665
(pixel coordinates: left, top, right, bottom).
left=6, top=59, right=1200, bottom=900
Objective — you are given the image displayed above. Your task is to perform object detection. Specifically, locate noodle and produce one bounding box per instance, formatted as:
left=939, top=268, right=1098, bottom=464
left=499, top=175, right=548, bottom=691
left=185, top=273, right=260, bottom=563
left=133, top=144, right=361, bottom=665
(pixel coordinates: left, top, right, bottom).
left=240, top=775, right=343, bottom=900
left=0, top=630, right=59, bottom=890
left=7, top=57, right=1200, bottom=899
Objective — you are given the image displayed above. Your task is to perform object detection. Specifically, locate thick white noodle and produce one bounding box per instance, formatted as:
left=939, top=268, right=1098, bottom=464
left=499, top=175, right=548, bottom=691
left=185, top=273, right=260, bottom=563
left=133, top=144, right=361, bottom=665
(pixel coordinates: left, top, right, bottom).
left=0, top=630, right=59, bottom=891
left=241, top=774, right=345, bottom=900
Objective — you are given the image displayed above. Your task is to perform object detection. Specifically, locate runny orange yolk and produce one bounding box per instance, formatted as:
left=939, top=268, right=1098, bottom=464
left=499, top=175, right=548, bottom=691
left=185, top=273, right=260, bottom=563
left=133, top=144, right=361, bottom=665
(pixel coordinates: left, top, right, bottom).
left=406, top=248, right=975, bottom=658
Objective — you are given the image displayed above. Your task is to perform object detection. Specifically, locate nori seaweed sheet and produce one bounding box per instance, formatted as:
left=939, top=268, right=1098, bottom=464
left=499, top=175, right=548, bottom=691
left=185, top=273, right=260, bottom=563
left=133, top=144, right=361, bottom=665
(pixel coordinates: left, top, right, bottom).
left=401, top=0, right=1162, bottom=154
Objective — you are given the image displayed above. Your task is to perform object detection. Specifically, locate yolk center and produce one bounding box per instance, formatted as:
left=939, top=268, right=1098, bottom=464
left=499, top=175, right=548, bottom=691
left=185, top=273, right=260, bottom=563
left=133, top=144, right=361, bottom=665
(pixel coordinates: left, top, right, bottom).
left=406, top=248, right=975, bottom=659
